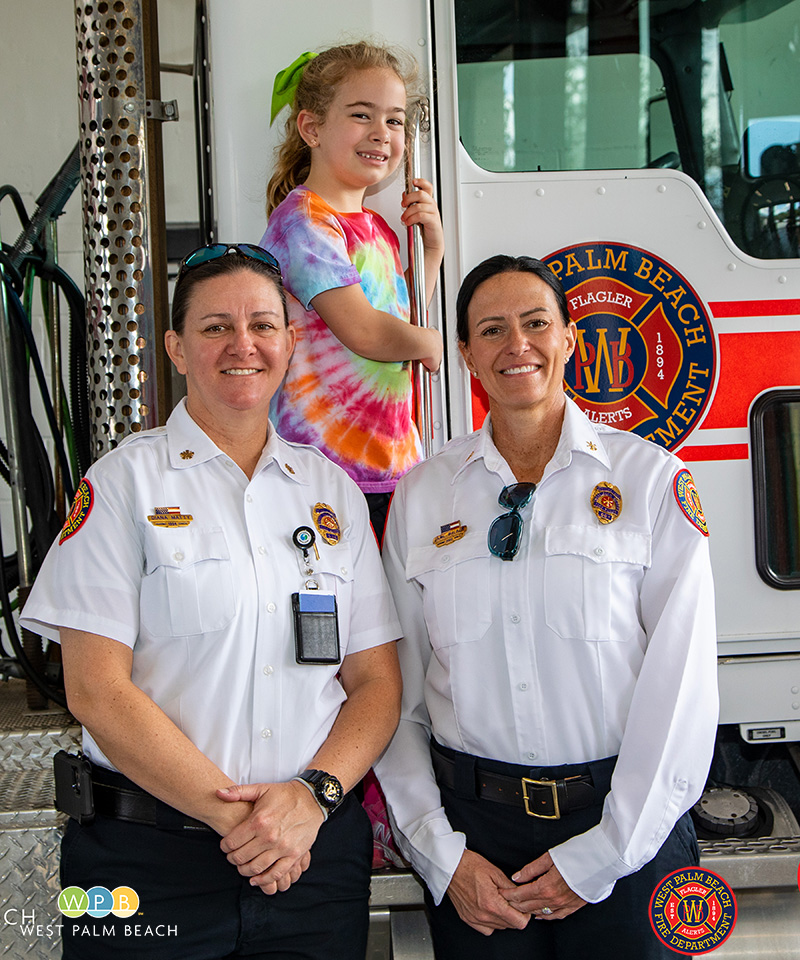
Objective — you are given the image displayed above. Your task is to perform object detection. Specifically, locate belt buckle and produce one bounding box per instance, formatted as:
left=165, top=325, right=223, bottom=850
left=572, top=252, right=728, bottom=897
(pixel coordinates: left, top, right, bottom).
left=521, top=777, right=561, bottom=819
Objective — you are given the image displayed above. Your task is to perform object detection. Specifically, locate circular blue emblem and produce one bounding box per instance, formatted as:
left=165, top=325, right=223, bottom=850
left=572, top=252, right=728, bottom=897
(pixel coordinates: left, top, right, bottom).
left=544, top=242, right=716, bottom=450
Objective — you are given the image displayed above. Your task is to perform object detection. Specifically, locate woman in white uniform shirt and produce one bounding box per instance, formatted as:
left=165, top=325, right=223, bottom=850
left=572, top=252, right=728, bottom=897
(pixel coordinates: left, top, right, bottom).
left=374, top=255, right=718, bottom=958
left=22, top=245, right=402, bottom=960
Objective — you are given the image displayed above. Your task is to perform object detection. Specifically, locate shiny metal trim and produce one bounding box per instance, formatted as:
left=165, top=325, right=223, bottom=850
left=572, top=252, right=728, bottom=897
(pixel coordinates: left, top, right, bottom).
left=74, top=0, right=169, bottom=457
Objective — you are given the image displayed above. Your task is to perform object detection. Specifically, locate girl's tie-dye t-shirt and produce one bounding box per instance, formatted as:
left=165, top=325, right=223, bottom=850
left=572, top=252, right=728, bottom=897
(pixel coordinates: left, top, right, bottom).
left=262, top=186, right=421, bottom=493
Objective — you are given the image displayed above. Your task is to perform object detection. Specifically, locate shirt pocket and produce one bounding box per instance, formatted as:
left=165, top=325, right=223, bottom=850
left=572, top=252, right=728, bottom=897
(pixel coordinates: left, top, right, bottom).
left=406, top=532, right=492, bottom=649
left=140, top=527, right=236, bottom=637
left=544, top=525, right=651, bottom=641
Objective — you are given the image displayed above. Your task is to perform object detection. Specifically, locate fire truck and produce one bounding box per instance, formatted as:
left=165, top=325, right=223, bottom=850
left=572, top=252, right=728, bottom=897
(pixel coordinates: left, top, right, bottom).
left=2, top=0, right=800, bottom=957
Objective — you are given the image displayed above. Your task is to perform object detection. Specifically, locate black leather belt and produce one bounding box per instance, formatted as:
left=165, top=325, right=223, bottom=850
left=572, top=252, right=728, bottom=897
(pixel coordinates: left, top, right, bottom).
left=91, top=767, right=212, bottom=832
left=431, top=746, right=597, bottom=819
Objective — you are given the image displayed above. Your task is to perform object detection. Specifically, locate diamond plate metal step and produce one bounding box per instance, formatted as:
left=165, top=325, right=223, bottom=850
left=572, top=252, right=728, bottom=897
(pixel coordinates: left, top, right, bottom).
left=1, top=680, right=78, bottom=959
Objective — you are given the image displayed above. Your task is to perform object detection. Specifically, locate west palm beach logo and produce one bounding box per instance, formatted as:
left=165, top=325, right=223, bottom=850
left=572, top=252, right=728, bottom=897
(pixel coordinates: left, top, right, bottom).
left=544, top=243, right=716, bottom=450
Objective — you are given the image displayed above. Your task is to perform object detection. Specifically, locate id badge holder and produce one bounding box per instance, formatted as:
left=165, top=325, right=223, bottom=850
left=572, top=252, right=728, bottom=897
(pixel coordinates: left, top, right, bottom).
left=292, top=591, right=341, bottom=664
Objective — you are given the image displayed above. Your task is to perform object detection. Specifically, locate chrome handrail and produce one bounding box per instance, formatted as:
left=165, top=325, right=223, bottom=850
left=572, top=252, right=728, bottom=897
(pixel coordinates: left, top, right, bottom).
left=405, top=98, right=434, bottom=459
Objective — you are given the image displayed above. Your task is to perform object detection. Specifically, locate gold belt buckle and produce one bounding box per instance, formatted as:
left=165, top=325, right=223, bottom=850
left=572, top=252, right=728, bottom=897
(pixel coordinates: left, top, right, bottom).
left=521, top=777, right=561, bottom=819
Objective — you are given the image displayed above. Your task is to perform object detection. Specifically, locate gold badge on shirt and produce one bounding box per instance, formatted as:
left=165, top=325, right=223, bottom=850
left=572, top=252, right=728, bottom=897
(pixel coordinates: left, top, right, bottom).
left=147, top=506, right=193, bottom=528
left=312, top=502, right=340, bottom=545
left=590, top=483, right=622, bottom=524
left=433, top=521, right=467, bottom=547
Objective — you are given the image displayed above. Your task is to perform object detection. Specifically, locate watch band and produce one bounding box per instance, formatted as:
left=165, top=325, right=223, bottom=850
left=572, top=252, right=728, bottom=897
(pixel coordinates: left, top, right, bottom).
left=293, top=768, right=344, bottom=817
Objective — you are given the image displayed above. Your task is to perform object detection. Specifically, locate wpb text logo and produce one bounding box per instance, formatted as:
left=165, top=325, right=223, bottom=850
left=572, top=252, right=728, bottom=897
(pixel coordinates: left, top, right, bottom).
left=58, top=885, right=139, bottom=919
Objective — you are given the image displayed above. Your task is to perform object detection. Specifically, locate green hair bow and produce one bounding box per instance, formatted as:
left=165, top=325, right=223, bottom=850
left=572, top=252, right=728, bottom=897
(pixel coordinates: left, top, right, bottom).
left=270, top=51, right=318, bottom=125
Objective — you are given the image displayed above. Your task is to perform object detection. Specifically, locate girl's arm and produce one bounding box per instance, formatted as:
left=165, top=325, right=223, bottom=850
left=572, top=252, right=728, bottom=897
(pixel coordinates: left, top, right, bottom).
left=311, top=284, right=442, bottom=371
left=401, top=178, right=445, bottom=306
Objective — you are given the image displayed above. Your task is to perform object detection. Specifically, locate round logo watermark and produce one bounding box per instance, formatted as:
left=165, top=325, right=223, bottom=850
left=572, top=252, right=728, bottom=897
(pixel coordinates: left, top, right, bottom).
left=544, top=242, right=716, bottom=450
left=649, top=867, right=737, bottom=954
left=57, top=886, right=139, bottom=919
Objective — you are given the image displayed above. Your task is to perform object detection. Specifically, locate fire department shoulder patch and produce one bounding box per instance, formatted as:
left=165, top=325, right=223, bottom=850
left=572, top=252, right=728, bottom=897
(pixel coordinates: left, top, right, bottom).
left=60, top=479, right=94, bottom=544
left=649, top=867, right=737, bottom=954
left=674, top=469, right=708, bottom=536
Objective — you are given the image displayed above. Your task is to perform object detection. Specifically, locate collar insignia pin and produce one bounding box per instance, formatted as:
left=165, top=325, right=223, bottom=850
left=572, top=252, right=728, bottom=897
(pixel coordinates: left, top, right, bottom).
left=586, top=441, right=597, bottom=451
left=285, top=463, right=296, bottom=475
left=180, top=449, right=194, bottom=460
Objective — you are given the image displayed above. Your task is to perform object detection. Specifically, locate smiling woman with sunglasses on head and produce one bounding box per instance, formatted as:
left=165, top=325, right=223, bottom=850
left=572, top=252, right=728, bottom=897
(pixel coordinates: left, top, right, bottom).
left=21, top=244, right=402, bottom=960
left=375, top=255, right=718, bottom=959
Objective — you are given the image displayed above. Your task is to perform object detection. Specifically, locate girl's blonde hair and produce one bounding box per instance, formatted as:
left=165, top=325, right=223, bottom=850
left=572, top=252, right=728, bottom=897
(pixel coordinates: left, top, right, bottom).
left=266, top=40, right=418, bottom=215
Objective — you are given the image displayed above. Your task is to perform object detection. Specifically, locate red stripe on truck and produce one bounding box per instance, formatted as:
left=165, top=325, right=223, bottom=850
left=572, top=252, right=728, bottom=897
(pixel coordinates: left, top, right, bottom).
left=701, top=331, right=800, bottom=430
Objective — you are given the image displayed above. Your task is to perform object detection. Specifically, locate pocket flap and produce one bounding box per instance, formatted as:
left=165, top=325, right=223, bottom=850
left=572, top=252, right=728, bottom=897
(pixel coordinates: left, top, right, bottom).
left=144, top=526, right=231, bottom=573
left=545, top=525, right=651, bottom=567
left=406, top=530, right=488, bottom=579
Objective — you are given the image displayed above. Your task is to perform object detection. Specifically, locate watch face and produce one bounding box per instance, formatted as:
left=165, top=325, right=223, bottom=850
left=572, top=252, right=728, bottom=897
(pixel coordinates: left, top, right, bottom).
left=320, top=777, right=343, bottom=807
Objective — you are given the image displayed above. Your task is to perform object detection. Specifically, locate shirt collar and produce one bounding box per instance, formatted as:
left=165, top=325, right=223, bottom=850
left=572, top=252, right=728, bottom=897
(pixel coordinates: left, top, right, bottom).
left=166, top=399, right=308, bottom=483
left=548, top=397, right=611, bottom=475
left=451, top=398, right=611, bottom=484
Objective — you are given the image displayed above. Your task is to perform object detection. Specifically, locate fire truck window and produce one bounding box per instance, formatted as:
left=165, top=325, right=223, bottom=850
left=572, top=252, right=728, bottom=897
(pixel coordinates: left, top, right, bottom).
left=751, top=392, right=800, bottom=589
left=455, top=0, right=800, bottom=261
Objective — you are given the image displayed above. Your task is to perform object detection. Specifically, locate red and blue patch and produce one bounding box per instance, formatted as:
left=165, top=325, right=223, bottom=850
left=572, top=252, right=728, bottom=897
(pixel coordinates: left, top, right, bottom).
left=59, top=479, right=94, bottom=544
left=674, top=469, right=708, bottom=536
left=544, top=242, right=716, bottom=451
left=649, top=867, right=736, bottom=954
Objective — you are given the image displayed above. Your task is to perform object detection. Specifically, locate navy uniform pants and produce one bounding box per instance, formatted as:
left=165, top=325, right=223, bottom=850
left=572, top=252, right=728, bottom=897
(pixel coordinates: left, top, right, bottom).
left=428, top=745, right=699, bottom=960
left=59, top=792, right=372, bottom=960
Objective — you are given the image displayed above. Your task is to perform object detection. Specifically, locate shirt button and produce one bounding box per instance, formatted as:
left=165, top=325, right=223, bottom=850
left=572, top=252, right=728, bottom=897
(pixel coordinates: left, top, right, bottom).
left=246, top=494, right=253, bottom=503
left=258, top=546, right=266, bottom=555
left=518, top=681, right=529, bottom=691
left=528, top=752, right=537, bottom=760
left=173, top=551, right=184, bottom=562
left=263, top=665, right=274, bottom=676
left=266, top=602, right=277, bottom=614
left=261, top=728, right=272, bottom=739
left=594, top=546, right=605, bottom=557
left=441, top=554, right=450, bottom=564
left=340, top=567, right=348, bottom=576
left=224, top=460, right=234, bottom=468
left=510, top=613, right=521, bottom=624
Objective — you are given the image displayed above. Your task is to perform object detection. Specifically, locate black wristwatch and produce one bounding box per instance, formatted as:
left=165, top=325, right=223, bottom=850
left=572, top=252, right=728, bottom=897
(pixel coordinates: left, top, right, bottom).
left=294, top=769, right=344, bottom=817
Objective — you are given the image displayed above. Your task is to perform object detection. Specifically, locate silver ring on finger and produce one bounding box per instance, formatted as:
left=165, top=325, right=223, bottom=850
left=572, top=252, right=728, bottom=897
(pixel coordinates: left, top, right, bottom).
left=541, top=906, right=553, bottom=915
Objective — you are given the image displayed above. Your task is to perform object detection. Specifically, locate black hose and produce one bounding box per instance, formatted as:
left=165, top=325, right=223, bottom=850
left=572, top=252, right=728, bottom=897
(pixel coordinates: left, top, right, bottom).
left=4, top=280, right=76, bottom=503
left=36, top=262, right=91, bottom=476
left=0, top=512, right=66, bottom=708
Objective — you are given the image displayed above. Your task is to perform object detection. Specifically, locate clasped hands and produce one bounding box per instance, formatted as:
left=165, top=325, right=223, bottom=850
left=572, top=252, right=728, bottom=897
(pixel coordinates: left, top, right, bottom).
left=214, top=780, right=325, bottom=895
left=446, top=849, right=587, bottom=936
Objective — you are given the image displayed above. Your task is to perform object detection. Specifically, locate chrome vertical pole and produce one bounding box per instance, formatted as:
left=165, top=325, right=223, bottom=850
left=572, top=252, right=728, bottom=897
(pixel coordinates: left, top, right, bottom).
left=406, top=98, right=434, bottom=459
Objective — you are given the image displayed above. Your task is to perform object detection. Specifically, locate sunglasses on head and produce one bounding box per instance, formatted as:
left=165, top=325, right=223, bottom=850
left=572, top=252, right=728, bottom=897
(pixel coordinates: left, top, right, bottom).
left=487, top=482, right=536, bottom=561
left=177, top=243, right=281, bottom=281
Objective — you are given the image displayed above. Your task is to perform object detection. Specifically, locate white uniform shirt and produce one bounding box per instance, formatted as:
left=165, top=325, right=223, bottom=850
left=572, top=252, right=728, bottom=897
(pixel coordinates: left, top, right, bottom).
left=22, top=399, right=401, bottom=785
left=374, top=398, right=718, bottom=904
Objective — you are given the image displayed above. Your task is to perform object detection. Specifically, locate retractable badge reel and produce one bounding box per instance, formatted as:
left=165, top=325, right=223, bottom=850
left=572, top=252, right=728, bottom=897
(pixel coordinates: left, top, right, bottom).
left=291, top=526, right=340, bottom=665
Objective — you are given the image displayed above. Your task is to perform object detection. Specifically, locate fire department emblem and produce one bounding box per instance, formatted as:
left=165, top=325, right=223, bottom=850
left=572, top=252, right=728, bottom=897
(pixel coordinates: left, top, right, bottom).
left=649, top=867, right=737, bottom=954
left=59, top=479, right=94, bottom=544
left=545, top=243, right=715, bottom=450
left=312, top=503, right=341, bottom=545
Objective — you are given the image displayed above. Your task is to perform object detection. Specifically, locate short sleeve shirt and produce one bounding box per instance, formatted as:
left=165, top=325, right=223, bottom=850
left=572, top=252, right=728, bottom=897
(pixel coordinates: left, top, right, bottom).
left=262, top=187, right=421, bottom=494
left=21, top=400, right=402, bottom=785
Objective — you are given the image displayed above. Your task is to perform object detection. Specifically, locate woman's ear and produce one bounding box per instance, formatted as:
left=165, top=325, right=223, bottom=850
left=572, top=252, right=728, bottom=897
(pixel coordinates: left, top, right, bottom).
left=164, top=329, right=187, bottom=376
left=297, top=110, right=320, bottom=148
left=458, top=339, right=477, bottom=378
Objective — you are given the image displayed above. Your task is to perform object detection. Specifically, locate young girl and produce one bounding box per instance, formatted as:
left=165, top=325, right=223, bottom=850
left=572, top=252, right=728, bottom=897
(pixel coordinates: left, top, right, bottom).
left=262, top=41, right=444, bottom=537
